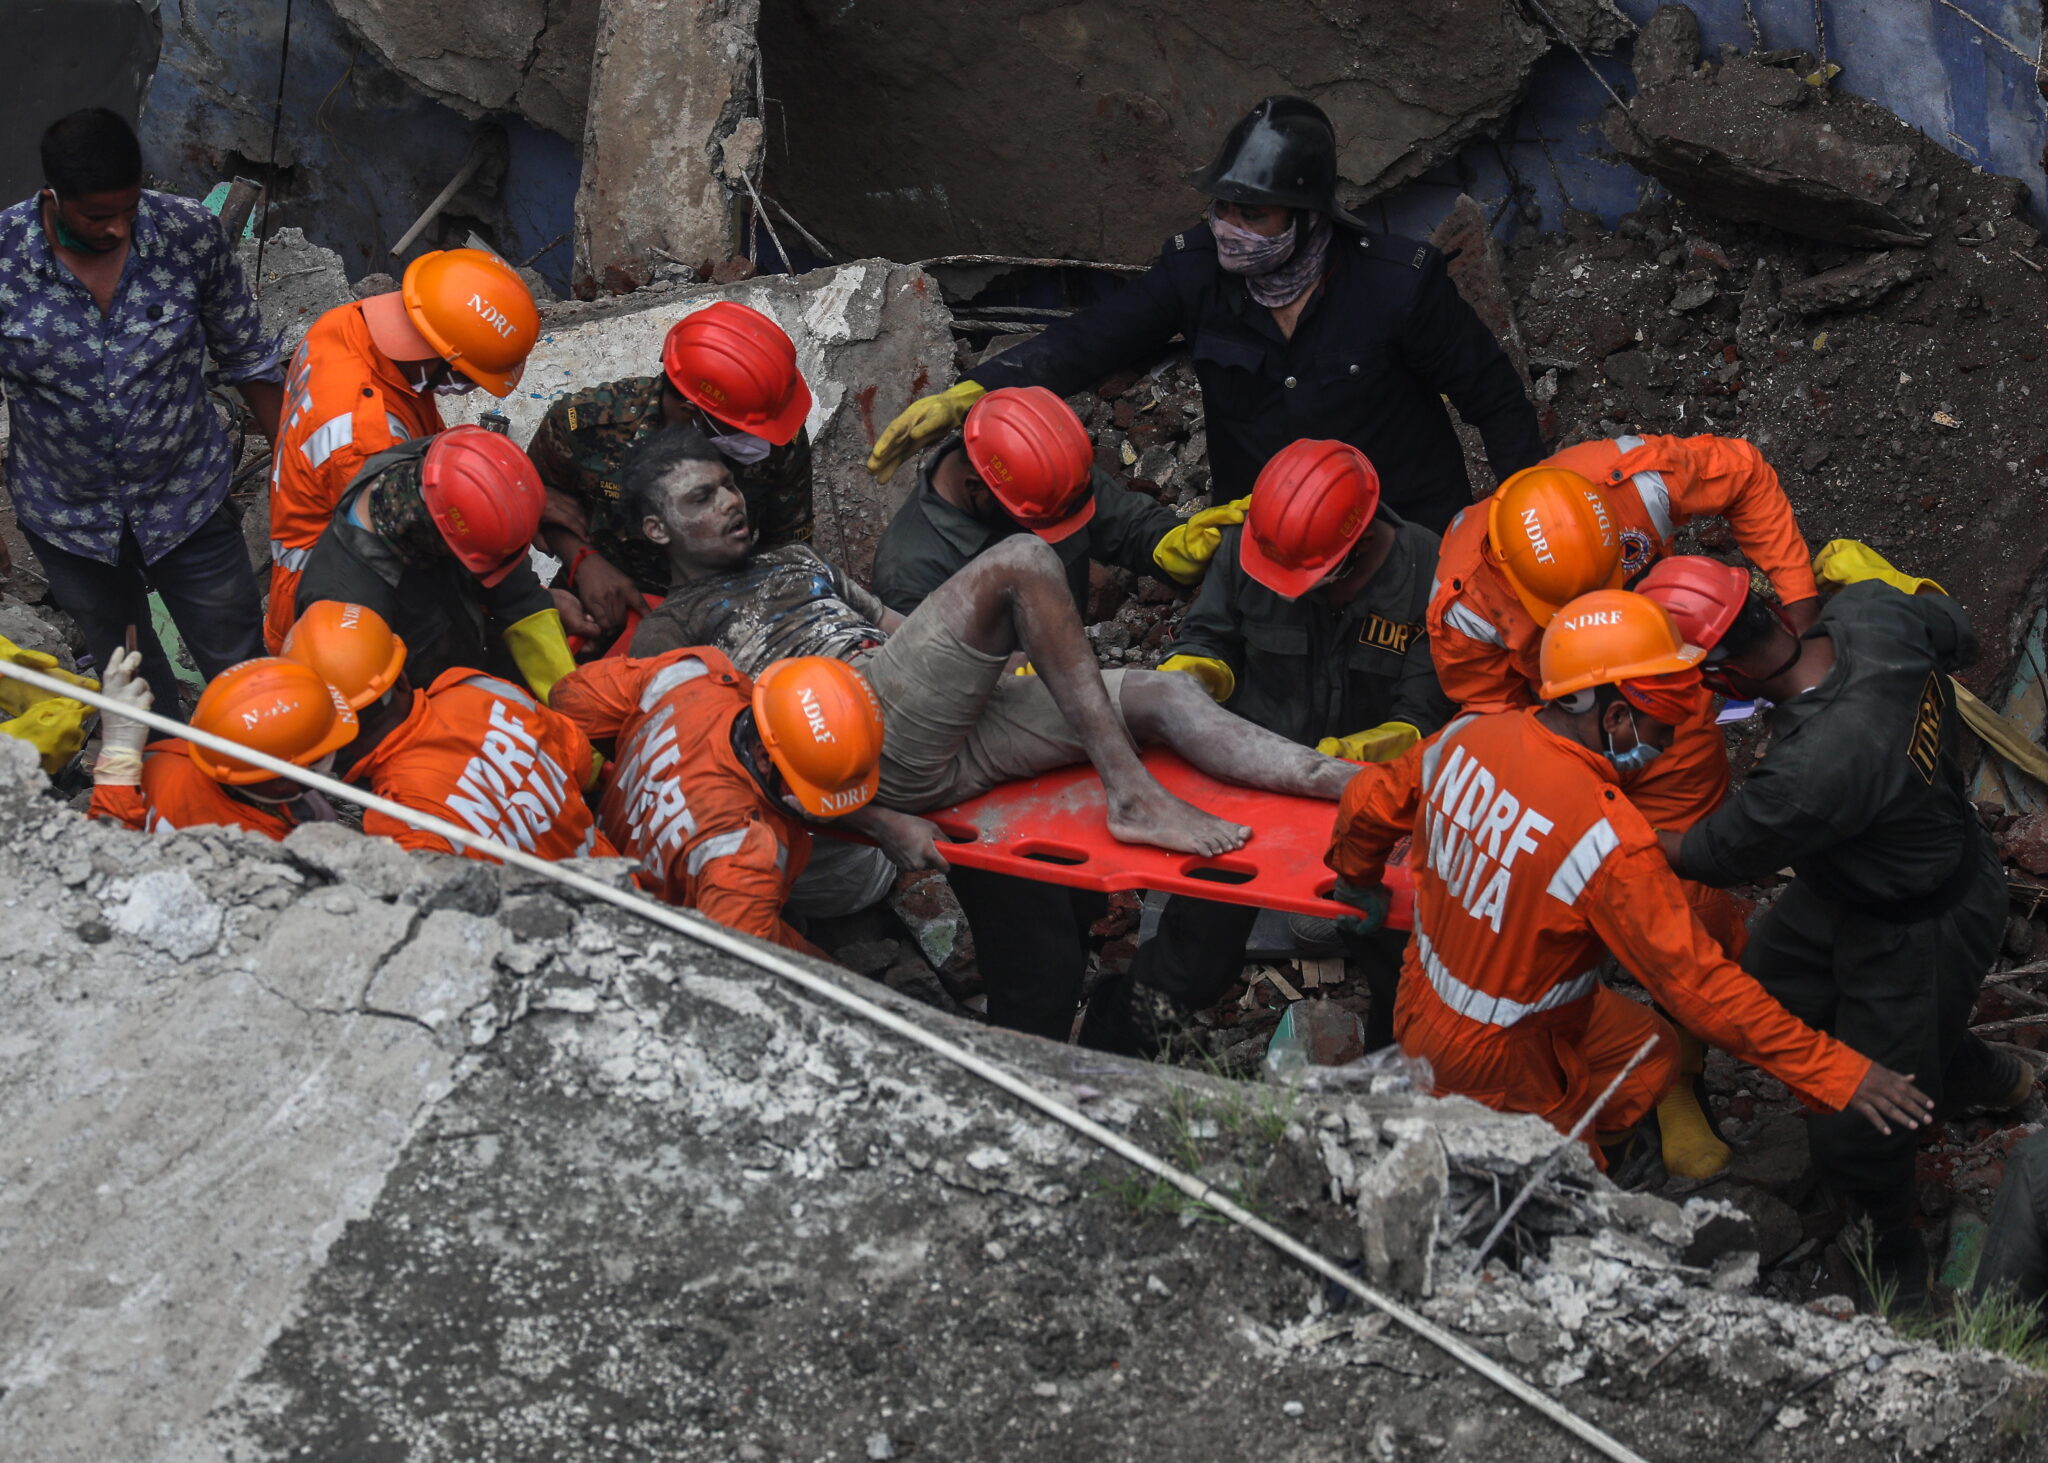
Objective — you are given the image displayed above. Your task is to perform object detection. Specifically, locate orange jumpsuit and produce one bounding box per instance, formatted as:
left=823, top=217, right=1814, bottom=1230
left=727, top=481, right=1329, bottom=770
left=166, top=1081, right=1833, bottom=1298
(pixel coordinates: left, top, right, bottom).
left=552, top=649, right=819, bottom=955
left=349, top=668, right=614, bottom=863
left=1427, top=433, right=1816, bottom=831
left=264, top=302, right=444, bottom=651
left=1326, top=709, right=1868, bottom=1157
left=87, top=741, right=300, bottom=839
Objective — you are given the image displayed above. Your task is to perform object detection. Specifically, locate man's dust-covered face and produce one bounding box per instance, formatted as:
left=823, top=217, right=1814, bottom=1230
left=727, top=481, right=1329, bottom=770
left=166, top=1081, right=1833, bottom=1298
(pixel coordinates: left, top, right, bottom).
left=642, top=458, right=753, bottom=567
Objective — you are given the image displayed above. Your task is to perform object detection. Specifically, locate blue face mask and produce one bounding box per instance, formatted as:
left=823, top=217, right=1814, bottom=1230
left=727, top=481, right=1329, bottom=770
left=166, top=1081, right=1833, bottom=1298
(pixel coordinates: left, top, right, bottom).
left=1604, top=707, right=1662, bottom=780
left=709, top=428, right=774, bottom=465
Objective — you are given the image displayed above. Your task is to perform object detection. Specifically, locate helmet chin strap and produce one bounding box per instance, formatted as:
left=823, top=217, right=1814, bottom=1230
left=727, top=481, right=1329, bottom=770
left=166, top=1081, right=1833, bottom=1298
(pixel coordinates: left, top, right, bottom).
left=1708, top=618, right=1803, bottom=698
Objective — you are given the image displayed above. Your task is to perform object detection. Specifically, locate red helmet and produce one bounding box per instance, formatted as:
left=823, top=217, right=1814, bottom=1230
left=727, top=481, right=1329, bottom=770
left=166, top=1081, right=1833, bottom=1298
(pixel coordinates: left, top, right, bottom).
left=1239, top=440, right=1381, bottom=598
left=960, top=387, right=1096, bottom=542
left=1635, top=556, right=1752, bottom=653
left=662, top=301, right=813, bottom=446
left=420, top=426, right=543, bottom=586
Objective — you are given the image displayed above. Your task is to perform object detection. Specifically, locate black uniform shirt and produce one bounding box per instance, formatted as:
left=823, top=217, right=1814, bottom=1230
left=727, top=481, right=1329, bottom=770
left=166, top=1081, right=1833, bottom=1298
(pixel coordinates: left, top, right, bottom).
left=1163, top=514, right=1455, bottom=747
left=971, top=221, right=1543, bottom=533
left=296, top=473, right=554, bottom=691
left=1677, top=582, right=1982, bottom=906
left=869, top=438, right=1181, bottom=616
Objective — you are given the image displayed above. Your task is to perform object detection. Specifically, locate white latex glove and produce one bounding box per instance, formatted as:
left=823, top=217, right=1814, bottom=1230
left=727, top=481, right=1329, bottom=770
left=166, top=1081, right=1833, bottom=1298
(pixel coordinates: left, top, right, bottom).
left=92, top=648, right=153, bottom=786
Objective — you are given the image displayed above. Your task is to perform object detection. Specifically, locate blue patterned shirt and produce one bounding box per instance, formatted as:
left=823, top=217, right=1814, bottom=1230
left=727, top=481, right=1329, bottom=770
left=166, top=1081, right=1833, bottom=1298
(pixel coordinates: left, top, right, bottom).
left=0, top=190, right=285, bottom=564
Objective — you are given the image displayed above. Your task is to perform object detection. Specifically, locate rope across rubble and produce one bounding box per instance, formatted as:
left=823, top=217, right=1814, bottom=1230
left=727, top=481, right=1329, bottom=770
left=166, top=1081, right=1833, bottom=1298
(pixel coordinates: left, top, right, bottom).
left=0, top=656, right=1650, bottom=1463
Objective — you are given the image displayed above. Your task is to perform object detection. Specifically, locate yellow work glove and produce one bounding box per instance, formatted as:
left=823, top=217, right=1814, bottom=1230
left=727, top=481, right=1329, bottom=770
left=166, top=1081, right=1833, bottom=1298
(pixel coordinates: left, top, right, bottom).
left=1158, top=653, right=1235, bottom=703
left=0, top=633, right=97, bottom=717
left=1812, top=539, right=1946, bottom=597
left=1317, top=720, right=1420, bottom=763
left=503, top=608, right=577, bottom=704
left=1152, top=495, right=1251, bottom=586
left=864, top=381, right=986, bottom=482
left=2, top=696, right=95, bottom=774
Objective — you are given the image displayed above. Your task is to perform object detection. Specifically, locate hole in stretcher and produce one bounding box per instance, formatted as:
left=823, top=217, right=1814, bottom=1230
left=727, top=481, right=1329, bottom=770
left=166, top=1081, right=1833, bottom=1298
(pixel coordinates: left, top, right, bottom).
left=929, top=818, right=979, bottom=843
left=1013, top=839, right=1089, bottom=866
left=1314, top=875, right=1338, bottom=898
left=1181, top=858, right=1256, bottom=885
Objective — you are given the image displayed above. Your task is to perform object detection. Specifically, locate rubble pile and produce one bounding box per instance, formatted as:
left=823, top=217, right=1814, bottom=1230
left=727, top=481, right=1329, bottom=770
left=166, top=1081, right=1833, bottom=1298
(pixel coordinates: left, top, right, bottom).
left=1506, top=21, right=2047, bottom=644
left=3, top=734, right=2042, bottom=1460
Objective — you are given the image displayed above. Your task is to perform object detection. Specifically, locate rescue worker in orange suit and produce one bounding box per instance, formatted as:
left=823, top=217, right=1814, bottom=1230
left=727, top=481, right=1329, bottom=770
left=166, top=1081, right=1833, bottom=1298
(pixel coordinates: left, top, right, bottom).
left=264, top=248, right=547, bottom=652
left=283, top=598, right=614, bottom=863
left=1642, top=550, right=2028, bottom=1306
left=553, top=650, right=937, bottom=954
left=292, top=425, right=578, bottom=703
left=1082, top=438, right=1455, bottom=1056
left=869, top=385, right=1242, bottom=1040
left=531, top=301, right=819, bottom=639
left=1325, top=589, right=1932, bottom=1183
left=87, top=651, right=356, bottom=837
left=1426, top=435, right=1821, bottom=1179
left=865, top=96, right=1541, bottom=534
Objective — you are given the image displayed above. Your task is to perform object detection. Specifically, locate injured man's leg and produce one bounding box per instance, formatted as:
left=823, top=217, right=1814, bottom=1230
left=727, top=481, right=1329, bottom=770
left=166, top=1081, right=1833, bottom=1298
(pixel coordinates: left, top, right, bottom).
left=1116, top=669, right=1357, bottom=802
left=909, top=535, right=1246, bottom=856
left=861, top=536, right=1358, bottom=854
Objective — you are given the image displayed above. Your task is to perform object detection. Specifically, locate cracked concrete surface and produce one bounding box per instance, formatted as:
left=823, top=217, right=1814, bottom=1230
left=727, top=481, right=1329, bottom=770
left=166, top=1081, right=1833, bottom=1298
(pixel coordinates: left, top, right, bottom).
left=4, top=729, right=2046, bottom=1461
left=327, top=0, right=600, bottom=142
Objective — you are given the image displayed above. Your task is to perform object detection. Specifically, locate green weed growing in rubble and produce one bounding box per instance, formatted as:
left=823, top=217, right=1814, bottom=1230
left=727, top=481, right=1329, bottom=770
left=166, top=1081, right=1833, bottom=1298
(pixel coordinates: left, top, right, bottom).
left=1095, top=1075, right=1286, bottom=1223
left=1845, top=1221, right=2048, bottom=1373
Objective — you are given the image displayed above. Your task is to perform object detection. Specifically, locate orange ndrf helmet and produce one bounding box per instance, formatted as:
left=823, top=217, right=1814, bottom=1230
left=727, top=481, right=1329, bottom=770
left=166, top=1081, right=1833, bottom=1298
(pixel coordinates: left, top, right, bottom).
left=187, top=658, right=358, bottom=785
left=400, top=248, right=539, bottom=397
left=420, top=425, right=545, bottom=587
left=1538, top=589, right=1706, bottom=724
left=1486, top=466, right=1624, bottom=627
left=1239, top=439, right=1380, bottom=598
left=961, top=386, right=1097, bottom=542
left=662, top=301, right=813, bottom=446
left=282, top=600, right=408, bottom=710
left=750, top=656, right=885, bottom=818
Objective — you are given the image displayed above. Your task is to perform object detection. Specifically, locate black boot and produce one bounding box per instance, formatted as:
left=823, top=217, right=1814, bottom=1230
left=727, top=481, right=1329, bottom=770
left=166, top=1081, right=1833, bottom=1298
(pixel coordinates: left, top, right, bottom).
left=1597, top=1112, right=1669, bottom=1192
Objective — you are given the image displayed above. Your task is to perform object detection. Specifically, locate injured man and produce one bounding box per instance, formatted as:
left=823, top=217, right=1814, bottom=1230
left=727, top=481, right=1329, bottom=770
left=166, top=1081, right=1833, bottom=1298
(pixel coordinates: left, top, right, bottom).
left=624, top=426, right=1356, bottom=855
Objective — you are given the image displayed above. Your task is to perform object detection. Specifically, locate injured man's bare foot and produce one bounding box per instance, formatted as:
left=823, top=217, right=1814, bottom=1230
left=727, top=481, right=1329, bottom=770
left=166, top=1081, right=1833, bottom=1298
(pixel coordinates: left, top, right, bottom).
left=1106, top=782, right=1250, bottom=856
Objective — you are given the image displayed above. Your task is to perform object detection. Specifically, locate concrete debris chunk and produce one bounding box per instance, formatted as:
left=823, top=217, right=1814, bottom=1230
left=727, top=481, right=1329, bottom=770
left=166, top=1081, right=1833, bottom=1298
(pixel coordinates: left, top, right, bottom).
left=238, top=228, right=352, bottom=350
left=103, top=869, right=224, bottom=961
left=1778, top=251, right=1932, bottom=316
left=573, top=0, right=761, bottom=294
left=1606, top=6, right=1934, bottom=247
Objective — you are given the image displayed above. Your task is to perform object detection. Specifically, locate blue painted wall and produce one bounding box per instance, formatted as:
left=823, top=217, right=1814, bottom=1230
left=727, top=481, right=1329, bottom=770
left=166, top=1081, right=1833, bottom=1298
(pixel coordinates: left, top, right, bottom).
left=140, top=0, right=581, bottom=291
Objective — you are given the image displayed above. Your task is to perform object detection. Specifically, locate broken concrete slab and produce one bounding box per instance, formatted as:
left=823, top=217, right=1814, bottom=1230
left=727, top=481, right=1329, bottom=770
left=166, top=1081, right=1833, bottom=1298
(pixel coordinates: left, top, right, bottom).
left=443, top=261, right=956, bottom=580
left=757, top=0, right=1562, bottom=264
left=1428, top=194, right=1527, bottom=380
left=1605, top=6, right=1937, bottom=248
left=326, top=0, right=600, bottom=142
left=239, top=227, right=353, bottom=351
left=4, top=730, right=2045, bottom=1458
left=1778, top=250, right=1932, bottom=316
left=573, top=0, right=759, bottom=294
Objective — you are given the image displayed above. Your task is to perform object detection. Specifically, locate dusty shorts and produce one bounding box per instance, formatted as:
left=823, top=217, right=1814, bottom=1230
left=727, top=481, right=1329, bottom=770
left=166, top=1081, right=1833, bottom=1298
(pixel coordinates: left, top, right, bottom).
left=854, top=597, right=1129, bottom=811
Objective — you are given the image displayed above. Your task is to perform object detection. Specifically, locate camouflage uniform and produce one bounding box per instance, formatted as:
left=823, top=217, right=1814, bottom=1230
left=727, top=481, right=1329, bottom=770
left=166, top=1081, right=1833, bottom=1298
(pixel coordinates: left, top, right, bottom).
left=525, top=374, right=815, bottom=593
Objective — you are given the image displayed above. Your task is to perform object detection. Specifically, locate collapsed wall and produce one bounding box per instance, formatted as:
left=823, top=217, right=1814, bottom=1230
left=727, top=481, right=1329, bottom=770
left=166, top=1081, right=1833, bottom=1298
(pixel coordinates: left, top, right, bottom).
left=0, top=735, right=2041, bottom=1461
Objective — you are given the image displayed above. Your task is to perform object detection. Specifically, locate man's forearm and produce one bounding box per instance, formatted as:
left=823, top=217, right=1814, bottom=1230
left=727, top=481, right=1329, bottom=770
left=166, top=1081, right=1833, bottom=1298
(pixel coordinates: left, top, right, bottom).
left=236, top=378, right=286, bottom=443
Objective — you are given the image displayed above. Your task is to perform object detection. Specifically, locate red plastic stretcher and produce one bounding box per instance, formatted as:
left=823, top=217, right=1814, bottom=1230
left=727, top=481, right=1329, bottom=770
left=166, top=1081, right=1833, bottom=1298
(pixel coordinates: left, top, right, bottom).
left=827, top=748, right=1413, bottom=928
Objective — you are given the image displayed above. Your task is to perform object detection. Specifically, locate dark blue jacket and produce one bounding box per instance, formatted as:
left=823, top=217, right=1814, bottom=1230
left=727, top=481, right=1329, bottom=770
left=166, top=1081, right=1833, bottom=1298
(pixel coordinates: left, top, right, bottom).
left=972, top=221, right=1543, bottom=533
